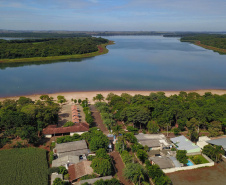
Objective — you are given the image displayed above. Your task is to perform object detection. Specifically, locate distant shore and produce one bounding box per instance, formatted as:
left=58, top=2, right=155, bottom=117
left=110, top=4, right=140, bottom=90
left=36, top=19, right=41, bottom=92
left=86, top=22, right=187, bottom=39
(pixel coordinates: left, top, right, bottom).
left=1, top=89, right=226, bottom=104
left=0, top=41, right=114, bottom=64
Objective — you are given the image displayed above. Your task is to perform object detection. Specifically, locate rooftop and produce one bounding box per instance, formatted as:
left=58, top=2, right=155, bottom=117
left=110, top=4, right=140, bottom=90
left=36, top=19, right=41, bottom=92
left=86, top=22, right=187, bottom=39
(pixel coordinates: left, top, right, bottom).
left=135, top=133, right=167, bottom=141
left=68, top=160, right=93, bottom=181
left=52, top=155, right=80, bottom=167
left=139, top=139, right=160, bottom=148
left=207, top=138, right=226, bottom=151
left=150, top=156, right=175, bottom=169
left=135, top=133, right=171, bottom=147
left=171, top=135, right=201, bottom=152
left=42, top=122, right=89, bottom=135
left=55, top=140, right=88, bottom=154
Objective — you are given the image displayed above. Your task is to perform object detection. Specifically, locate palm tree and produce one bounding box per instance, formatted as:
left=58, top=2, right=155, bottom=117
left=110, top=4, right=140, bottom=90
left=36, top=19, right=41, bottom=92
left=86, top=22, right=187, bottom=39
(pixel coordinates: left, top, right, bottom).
left=112, top=124, right=123, bottom=138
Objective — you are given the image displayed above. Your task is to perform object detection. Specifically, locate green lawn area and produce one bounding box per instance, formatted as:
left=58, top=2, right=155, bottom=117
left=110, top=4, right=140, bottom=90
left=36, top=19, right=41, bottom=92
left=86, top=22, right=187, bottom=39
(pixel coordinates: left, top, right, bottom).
left=0, top=148, right=48, bottom=185
left=188, top=155, right=209, bottom=165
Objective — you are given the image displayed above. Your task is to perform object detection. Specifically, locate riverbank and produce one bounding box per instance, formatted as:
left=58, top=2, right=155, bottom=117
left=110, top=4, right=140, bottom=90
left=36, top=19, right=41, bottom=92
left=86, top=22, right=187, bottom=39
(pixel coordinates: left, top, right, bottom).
left=0, top=41, right=114, bottom=64
left=1, top=89, right=226, bottom=104
left=194, top=41, right=226, bottom=54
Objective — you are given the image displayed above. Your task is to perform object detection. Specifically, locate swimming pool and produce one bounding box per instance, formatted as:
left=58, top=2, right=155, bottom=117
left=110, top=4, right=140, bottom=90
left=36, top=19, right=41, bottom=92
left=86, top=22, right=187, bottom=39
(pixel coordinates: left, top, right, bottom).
left=187, top=159, right=194, bottom=166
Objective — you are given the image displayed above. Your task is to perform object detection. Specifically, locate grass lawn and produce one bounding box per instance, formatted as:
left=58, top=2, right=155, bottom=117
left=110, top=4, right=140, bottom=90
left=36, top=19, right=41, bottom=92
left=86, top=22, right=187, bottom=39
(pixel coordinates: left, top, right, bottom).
left=188, top=155, right=209, bottom=164
left=0, top=148, right=48, bottom=185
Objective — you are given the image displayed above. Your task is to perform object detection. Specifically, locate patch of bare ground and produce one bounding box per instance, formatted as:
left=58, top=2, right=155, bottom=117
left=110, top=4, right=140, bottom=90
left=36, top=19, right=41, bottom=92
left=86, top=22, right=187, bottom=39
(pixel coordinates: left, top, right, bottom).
left=89, top=105, right=109, bottom=134
left=167, top=162, right=226, bottom=185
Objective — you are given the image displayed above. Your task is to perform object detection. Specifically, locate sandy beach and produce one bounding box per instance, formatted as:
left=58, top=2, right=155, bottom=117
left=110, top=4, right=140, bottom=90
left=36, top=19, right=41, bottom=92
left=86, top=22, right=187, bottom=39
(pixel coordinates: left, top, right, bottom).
left=1, top=90, right=226, bottom=104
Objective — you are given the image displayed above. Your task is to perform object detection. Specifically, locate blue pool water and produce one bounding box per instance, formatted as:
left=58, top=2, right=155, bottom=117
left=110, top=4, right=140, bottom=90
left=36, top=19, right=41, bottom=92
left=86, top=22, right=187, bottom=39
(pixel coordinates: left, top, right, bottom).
left=187, top=159, right=194, bottom=166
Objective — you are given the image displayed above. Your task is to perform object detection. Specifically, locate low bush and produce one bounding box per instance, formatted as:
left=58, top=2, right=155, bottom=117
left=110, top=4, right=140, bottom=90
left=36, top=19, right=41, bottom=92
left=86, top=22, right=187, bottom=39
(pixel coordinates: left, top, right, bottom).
left=63, top=121, right=75, bottom=127
left=121, top=150, right=133, bottom=164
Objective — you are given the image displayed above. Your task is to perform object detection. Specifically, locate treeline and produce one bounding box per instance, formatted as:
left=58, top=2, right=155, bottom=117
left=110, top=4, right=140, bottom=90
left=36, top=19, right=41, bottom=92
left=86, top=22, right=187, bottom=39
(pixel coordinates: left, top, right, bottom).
left=97, top=92, right=226, bottom=137
left=0, top=37, right=109, bottom=59
left=0, top=96, right=60, bottom=147
left=0, top=32, right=90, bottom=38
left=181, top=34, right=226, bottom=49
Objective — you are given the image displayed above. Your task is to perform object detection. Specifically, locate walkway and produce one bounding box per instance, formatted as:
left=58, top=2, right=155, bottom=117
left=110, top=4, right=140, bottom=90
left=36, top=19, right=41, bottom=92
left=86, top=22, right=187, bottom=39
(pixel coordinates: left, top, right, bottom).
left=89, top=105, right=131, bottom=185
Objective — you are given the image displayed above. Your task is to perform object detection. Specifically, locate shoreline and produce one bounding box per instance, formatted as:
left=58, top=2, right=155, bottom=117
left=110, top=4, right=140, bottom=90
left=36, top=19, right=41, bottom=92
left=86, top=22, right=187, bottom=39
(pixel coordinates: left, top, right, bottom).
left=0, top=41, right=114, bottom=64
left=1, top=89, right=226, bottom=104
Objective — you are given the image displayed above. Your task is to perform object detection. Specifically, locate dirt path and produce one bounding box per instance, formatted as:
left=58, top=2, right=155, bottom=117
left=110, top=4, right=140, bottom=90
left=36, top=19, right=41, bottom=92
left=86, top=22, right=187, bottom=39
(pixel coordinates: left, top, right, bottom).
left=89, top=105, right=131, bottom=185
left=89, top=105, right=109, bottom=135
left=110, top=150, right=131, bottom=185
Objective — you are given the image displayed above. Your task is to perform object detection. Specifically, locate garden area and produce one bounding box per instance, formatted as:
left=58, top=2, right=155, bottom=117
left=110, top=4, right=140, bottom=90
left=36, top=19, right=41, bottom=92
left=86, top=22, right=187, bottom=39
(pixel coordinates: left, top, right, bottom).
left=0, top=148, right=48, bottom=185
left=188, top=155, right=209, bottom=165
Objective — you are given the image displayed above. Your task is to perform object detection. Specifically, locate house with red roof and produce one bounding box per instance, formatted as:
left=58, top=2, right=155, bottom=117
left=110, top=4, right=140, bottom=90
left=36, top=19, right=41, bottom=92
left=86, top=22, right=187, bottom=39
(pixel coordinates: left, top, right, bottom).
left=42, top=122, right=89, bottom=138
left=68, top=161, right=93, bottom=182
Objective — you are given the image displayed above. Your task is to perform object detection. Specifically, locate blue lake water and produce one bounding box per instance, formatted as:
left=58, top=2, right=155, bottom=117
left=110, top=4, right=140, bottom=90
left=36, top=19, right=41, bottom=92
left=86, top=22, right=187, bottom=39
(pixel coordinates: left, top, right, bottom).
left=0, top=36, right=226, bottom=97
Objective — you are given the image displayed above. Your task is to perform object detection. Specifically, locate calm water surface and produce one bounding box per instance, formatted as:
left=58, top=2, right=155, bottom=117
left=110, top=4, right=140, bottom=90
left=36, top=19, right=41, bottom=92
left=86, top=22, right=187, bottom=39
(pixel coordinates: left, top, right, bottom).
left=0, top=36, right=226, bottom=97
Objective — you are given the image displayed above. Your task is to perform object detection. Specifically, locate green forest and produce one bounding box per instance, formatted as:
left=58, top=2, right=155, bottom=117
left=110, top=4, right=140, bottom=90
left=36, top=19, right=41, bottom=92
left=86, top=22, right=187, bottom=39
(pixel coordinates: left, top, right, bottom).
left=181, top=34, right=226, bottom=50
left=0, top=96, right=60, bottom=147
left=94, top=92, right=226, bottom=140
left=0, top=37, right=109, bottom=59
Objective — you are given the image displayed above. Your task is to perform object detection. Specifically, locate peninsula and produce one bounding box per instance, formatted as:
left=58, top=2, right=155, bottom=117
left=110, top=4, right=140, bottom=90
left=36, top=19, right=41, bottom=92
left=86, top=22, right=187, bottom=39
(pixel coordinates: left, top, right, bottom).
left=0, top=37, right=113, bottom=64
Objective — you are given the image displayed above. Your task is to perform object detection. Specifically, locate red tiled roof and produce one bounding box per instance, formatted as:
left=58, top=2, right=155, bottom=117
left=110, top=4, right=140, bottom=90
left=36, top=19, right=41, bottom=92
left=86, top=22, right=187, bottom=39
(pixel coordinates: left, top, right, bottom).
left=42, top=122, right=89, bottom=135
left=68, top=161, right=93, bottom=181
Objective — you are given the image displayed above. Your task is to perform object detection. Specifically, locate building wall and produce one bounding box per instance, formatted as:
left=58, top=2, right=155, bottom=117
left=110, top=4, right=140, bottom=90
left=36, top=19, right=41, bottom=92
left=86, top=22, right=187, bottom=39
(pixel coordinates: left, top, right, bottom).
left=70, top=131, right=87, bottom=136
left=163, top=162, right=214, bottom=173
left=45, top=134, right=52, bottom=138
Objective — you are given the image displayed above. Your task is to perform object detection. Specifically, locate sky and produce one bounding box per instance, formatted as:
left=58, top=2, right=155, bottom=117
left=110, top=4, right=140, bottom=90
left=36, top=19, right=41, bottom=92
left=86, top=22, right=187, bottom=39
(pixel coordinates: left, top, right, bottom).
left=0, top=0, right=226, bottom=31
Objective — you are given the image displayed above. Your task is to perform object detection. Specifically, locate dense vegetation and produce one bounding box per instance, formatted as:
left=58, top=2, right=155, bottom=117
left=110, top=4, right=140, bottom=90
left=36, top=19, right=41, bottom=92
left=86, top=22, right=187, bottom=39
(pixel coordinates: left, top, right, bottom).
left=81, top=127, right=109, bottom=152
left=0, top=96, right=60, bottom=147
left=181, top=34, right=226, bottom=54
left=91, top=148, right=113, bottom=176
left=176, top=150, right=188, bottom=165
left=56, top=134, right=82, bottom=144
left=0, top=148, right=48, bottom=185
left=202, top=144, right=224, bottom=162
left=95, top=92, right=226, bottom=138
left=0, top=37, right=109, bottom=59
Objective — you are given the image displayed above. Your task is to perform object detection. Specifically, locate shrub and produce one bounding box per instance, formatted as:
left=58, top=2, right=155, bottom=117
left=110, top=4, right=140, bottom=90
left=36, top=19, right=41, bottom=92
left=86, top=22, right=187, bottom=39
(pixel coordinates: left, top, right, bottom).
left=96, top=148, right=111, bottom=161
left=121, top=150, right=133, bottom=164
left=115, top=140, right=126, bottom=153
left=53, top=178, right=64, bottom=185
left=176, top=150, right=188, bottom=165
left=49, top=151, right=54, bottom=164
left=126, top=126, right=138, bottom=134
left=94, top=178, right=121, bottom=185
left=87, top=155, right=96, bottom=161
left=58, top=166, right=68, bottom=175
left=80, top=174, right=98, bottom=180
left=91, top=158, right=112, bottom=176
left=63, top=121, right=75, bottom=127
left=124, top=132, right=137, bottom=143
left=50, top=141, right=56, bottom=150
left=137, top=149, right=148, bottom=163
left=131, top=143, right=143, bottom=152
left=48, top=167, right=59, bottom=175
left=56, top=134, right=82, bottom=144
left=173, top=128, right=180, bottom=136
